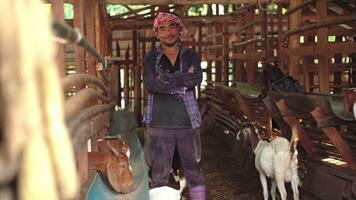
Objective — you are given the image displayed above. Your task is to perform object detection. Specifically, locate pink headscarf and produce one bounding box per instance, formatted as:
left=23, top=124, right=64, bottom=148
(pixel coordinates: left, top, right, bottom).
left=153, top=12, right=187, bottom=38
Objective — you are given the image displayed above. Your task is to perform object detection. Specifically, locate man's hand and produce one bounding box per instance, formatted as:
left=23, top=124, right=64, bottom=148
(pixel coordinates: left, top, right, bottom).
left=188, top=66, right=194, bottom=73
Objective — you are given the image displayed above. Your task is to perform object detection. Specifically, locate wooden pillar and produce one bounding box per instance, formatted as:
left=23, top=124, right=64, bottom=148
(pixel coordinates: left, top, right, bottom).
left=206, top=21, right=213, bottom=82
left=73, top=0, right=88, bottom=186
left=98, top=4, right=108, bottom=55
left=124, top=47, right=130, bottom=106
left=306, top=36, right=316, bottom=92
left=50, top=0, right=65, bottom=77
left=142, top=40, right=147, bottom=108
left=215, top=23, right=223, bottom=83
left=198, top=23, right=203, bottom=97
left=277, top=3, right=285, bottom=67
left=73, top=0, right=85, bottom=75
left=223, top=21, right=230, bottom=85
left=133, top=30, right=142, bottom=123
left=235, top=9, right=243, bottom=82
left=86, top=0, right=97, bottom=76
left=288, top=0, right=302, bottom=78
left=333, top=36, right=343, bottom=94
left=94, top=1, right=101, bottom=55
left=261, top=3, right=269, bottom=62
left=246, top=9, right=255, bottom=83
left=316, top=0, right=330, bottom=93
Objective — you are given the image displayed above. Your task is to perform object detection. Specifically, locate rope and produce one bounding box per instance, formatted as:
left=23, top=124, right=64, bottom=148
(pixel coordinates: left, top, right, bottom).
left=258, top=0, right=275, bottom=11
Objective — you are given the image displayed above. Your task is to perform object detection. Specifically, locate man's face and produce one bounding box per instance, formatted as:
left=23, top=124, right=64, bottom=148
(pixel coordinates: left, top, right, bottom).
left=156, top=21, right=180, bottom=47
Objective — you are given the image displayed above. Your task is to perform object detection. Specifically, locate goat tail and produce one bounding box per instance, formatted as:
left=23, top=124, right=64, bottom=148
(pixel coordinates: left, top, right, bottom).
left=178, top=177, right=187, bottom=193
left=290, top=126, right=299, bottom=154
left=290, top=137, right=299, bottom=155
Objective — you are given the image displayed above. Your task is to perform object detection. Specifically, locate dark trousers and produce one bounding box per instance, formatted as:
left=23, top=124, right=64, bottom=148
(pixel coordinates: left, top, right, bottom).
left=148, top=127, right=205, bottom=188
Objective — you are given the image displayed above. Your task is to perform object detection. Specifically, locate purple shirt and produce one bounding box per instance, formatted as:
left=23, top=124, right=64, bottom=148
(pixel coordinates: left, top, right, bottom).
left=142, top=44, right=202, bottom=129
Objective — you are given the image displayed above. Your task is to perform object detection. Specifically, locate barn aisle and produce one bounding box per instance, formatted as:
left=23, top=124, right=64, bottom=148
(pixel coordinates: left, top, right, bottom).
left=199, top=132, right=262, bottom=200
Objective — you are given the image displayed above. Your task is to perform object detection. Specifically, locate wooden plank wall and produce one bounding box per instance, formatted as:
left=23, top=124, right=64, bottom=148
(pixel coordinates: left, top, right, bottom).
left=107, top=1, right=356, bottom=121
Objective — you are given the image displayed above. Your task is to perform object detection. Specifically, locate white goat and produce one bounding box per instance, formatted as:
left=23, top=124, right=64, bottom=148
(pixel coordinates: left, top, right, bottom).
left=237, top=123, right=300, bottom=200
left=149, top=176, right=186, bottom=200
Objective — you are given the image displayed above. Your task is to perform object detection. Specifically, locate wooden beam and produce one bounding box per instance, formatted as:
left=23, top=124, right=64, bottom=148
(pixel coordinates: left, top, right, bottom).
left=310, top=107, right=356, bottom=170
left=223, top=21, right=230, bottom=85
left=285, top=16, right=356, bottom=36
left=86, top=0, right=97, bottom=76
left=282, top=42, right=356, bottom=56
left=288, top=0, right=302, bottom=78
left=103, top=0, right=287, bottom=5
left=132, top=30, right=141, bottom=122
left=73, top=0, right=85, bottom=75
left=316, top=0, right=330, bottom=93
left=245, top=9, right=255, bottom=83
left=285, top=0, right=316, bottom=15
left=230, top=51, right=266, bottom=60
left=111, top=15, right=237, bottom=28
left=50, top=0, right=65, bottom=77
left=215, top=23, right=223, bottom=83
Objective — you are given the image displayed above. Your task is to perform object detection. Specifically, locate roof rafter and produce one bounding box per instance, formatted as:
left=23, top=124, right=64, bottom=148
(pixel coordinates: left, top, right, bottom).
left=101, top=0, right=288, bottom=5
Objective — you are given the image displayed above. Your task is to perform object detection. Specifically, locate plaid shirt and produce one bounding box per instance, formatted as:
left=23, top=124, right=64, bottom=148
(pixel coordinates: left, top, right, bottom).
left=142, top=44, right=202, bottom=129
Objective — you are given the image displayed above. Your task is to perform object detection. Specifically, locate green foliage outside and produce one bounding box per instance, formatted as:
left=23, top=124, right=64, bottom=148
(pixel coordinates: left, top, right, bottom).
left=64, top=3, right=73, bottom=19
left=106, top=5, right=129, bottom=16
left=188, top=4, right=207, bottom=16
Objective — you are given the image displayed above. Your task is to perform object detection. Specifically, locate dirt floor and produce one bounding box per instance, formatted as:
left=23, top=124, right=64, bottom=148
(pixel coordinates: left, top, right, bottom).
left=159, top=128, right=303, bottom=200
left=199, top=132, right=263, bottom=200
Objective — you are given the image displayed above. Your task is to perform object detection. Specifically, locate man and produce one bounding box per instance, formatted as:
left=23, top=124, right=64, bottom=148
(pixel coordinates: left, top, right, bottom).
left=142, top=12, right=206, bottom=200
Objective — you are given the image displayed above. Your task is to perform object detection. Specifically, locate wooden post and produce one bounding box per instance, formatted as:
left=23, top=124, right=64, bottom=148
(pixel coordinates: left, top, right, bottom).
left=142, top=39, right=147, bottom=108
left=133, top=30, right=142, bottom=122
left=50, top=0, right=65, bottom=77
left=86, top=0, right=97, bottom=76
left=333, top=36, right=343, bottom=94
left=215, top=22, right=223, bottom=83
left=288, top=0, right=302, bottom=78
left=246, top=9, right=255, bottom=83
left=308, top=36, right=316, bottom=92
left=316, top=0, right=330, bottom=93
left=311, top=107, right=356, bottom=170
left=261, top=2, right=269, bottom=62
left=223, top=21, right=230, bottom=85
left=124, top=47, right=130, bottom=106
left=206, top=21, right=213, bottom=82
left=235, top=8, right=243, bottom=82
left=98, top=4, right=109, bottom=55
left=73, top=0, right=85, bottom=75
left=73, top=0, right=88, bottom=186
left=198, top=23, right=203, bottom=97
left=277, top=3, right=284, bottom=64
left=275, top=99, right=320, bottom=159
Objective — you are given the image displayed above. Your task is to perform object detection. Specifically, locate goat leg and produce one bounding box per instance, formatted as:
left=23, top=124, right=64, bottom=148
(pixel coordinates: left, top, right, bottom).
left=271, top=179, right=277, bottom=200
left=259, top=174, right=269, bottom=200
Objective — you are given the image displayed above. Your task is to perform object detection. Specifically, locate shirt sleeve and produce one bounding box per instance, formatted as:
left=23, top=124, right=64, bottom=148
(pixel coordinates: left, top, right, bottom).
left=160, top=50, right=202, bottom=88
left=143, top=53, right=185, bottom=94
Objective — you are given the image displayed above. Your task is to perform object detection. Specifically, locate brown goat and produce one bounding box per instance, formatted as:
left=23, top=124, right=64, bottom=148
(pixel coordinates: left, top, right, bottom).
left=98, top=139, right=130, bottom=158
left=88, top=152, right=133, bottom=193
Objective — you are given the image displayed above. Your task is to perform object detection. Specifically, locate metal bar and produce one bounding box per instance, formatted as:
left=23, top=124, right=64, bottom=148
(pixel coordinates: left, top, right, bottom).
left=62, top=73, right=109, bottom=94
left=52, top=21, right=107, bottom=69
left=68, top=102, right=115, bottom=132
left=64, top=88, right=111, bottom=120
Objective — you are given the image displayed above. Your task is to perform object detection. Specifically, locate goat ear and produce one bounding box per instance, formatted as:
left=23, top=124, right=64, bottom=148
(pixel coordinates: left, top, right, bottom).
left=236, top=130, right=241, bottom=140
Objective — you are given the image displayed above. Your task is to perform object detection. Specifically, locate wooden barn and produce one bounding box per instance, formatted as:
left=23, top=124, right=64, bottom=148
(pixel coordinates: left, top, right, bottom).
left=0, top=0, right=356, bottom=199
